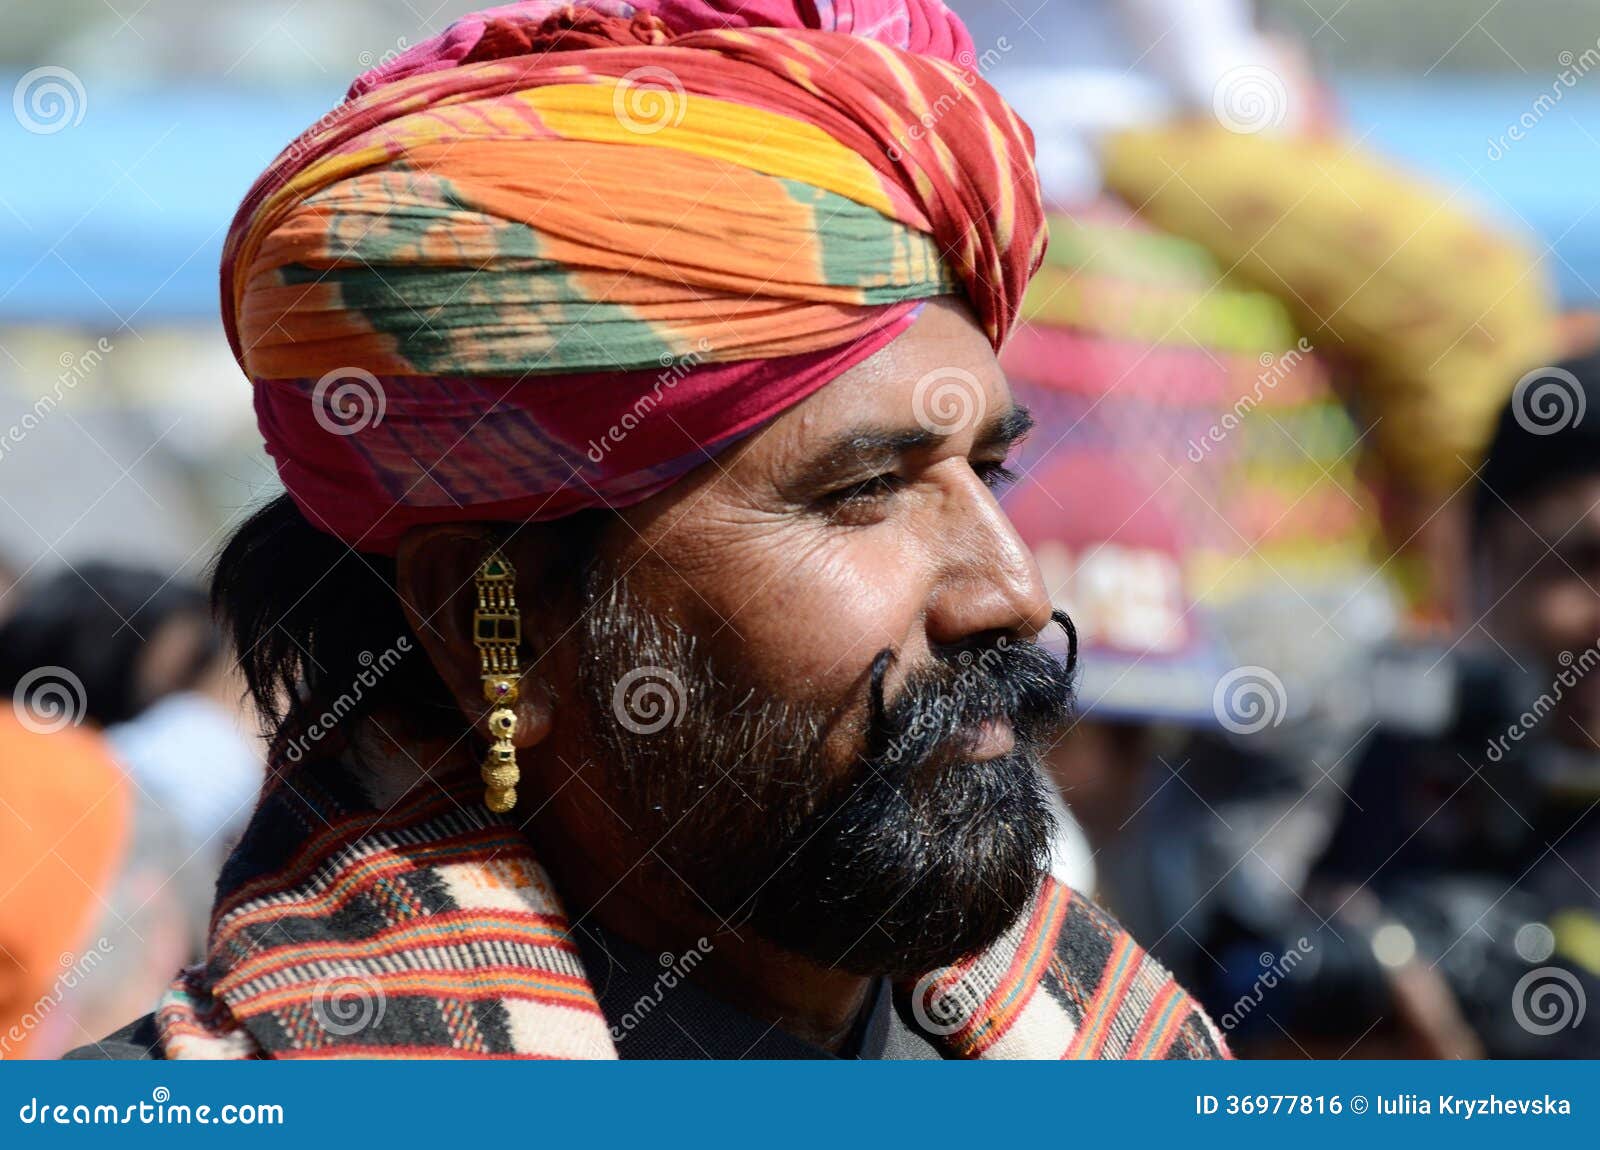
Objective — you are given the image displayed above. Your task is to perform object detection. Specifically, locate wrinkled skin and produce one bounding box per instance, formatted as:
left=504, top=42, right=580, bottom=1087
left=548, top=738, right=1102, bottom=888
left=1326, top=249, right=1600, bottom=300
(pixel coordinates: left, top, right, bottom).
left=399, top=298, right=1071, bottom=1048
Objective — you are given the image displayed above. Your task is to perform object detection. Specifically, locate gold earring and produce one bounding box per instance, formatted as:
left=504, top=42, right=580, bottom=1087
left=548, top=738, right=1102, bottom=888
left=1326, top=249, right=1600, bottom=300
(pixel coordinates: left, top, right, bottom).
left=473, top=549, right=521, bottom=813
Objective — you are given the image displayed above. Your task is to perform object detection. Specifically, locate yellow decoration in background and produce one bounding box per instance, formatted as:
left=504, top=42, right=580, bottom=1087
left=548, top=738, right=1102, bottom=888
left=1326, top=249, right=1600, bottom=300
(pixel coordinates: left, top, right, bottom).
left=1102, top=125, right=1560, bottom=493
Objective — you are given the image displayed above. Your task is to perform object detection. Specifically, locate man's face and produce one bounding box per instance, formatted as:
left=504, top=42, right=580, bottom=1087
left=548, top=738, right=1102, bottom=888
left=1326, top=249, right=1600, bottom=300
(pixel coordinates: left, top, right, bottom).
left=1483, top=473, right=1600, bottom=747
left=533, top=298, right=1071, bottom=976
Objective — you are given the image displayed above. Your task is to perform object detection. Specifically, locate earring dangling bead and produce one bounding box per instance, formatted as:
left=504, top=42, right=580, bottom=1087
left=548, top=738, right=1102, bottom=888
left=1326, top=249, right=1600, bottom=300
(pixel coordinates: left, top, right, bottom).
left=473, top=554, right=522, bottom=813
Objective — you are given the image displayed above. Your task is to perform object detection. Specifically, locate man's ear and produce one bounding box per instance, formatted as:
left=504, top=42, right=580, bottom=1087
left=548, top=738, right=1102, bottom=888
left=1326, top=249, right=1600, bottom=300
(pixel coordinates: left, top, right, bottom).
left=394, top=523, right=554, bottom=749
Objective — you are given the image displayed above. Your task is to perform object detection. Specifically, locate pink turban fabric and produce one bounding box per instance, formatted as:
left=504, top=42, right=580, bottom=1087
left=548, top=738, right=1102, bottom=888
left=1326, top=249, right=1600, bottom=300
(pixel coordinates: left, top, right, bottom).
left=225, top=0, right=1046, bottom=551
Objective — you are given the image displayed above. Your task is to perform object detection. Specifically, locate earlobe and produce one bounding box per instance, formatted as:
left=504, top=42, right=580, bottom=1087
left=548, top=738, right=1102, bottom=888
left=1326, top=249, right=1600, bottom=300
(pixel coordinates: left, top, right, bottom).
left=394, top=523, right=491, bottom=707
left=394, top=524, right=555, bottom=811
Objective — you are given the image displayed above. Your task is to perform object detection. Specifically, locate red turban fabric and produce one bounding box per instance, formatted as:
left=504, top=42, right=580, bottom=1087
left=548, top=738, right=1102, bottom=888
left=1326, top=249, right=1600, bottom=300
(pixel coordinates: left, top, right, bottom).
left=225, top=0, right=1046, bottom=551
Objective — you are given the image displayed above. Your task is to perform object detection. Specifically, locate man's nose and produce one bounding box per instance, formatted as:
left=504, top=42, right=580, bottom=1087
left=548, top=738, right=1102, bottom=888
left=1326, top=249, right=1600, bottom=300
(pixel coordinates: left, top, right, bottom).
left=922, top=476, right=1054, bottom=649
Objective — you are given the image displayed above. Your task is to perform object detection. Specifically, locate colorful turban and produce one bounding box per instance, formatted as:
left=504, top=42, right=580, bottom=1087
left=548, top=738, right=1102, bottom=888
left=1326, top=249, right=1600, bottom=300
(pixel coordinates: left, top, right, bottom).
left=224, top=0, right=1046, bottom=552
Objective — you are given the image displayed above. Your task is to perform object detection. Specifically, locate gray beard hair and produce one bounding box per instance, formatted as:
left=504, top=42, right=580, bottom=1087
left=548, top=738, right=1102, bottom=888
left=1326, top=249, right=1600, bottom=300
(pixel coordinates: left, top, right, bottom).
left=569, top=561, right=1059, bottom=977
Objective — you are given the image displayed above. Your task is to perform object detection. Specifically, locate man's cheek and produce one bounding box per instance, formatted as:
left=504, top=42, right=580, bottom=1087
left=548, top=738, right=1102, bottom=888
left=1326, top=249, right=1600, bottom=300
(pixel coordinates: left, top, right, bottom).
left=736, top=543, right=924, bottom=683
left=1534, top=580, right=1600, bottom=656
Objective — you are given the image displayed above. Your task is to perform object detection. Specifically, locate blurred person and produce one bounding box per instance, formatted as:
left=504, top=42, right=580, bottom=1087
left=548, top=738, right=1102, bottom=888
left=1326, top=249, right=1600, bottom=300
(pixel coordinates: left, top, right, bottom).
left=0, top=551, right=19, bottom=626
left=73, top=1, right=1225, bottom=1061
left=1101, top=73, right=1559, bottom=621
left=0, top=562, right=216, bottom=727
left=0, top=716, right=127, bottom=1059
left=1476, top=350, right=1600, bottom=755
left=0, top=716, right=200, bottom=1059
left=1298, top=352, right=1600, bottom=1057
left=0, top=562, right=263, bottom=851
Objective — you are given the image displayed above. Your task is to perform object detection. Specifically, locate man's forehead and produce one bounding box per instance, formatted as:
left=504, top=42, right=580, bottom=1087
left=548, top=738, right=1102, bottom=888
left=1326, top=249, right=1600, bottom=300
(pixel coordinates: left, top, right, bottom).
left=1510, top=474, right=1600, bottom=539
left=1484, top=474, right=1600, bottom=573
left=765, top=300, right=1011, bottom=449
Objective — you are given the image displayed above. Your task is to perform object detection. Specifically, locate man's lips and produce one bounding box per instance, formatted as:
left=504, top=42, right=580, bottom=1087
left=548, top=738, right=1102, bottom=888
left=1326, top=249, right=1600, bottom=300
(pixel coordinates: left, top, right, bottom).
left=957, top=716, right=1016, bottom=761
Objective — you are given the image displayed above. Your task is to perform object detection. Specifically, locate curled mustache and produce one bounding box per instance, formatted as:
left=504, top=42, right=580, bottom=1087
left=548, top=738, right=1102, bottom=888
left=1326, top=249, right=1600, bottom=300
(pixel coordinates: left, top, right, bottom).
left=863, top=609, right=1078, bottom=769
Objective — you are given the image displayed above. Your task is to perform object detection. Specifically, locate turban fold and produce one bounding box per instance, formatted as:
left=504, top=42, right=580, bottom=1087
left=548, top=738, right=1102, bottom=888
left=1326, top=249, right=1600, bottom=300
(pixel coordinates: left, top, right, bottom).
left=224, top=0, right=1045, bottom=551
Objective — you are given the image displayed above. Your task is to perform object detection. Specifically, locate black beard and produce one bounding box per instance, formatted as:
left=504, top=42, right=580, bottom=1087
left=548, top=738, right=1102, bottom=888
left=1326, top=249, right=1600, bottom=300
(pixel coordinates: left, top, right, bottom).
left=575, top=566, right=1075, bottom=978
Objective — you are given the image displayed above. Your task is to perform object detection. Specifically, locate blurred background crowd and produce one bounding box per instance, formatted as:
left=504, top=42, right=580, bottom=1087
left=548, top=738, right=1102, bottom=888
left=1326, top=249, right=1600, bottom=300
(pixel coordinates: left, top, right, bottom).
left=5, top=0, right=1600, bottom=1058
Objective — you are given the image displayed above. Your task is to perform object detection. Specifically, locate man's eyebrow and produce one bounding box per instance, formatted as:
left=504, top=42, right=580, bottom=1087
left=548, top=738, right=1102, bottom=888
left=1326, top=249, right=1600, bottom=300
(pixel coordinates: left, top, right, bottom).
left=976, top=404, right=1035, bottom=451
left=791, top=404, right=1035, bottom=488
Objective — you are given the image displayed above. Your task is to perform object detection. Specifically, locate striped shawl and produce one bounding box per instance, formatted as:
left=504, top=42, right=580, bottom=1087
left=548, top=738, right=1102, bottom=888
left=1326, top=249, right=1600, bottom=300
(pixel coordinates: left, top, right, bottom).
left=156, top=743, right=1228, bottom=1060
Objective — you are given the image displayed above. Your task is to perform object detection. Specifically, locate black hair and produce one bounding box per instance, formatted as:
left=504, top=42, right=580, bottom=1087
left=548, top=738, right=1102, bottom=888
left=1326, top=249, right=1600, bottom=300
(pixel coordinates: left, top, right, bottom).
left=0, top=561, right=214, bottom=726
left=1475, top=348, right=1600, bottom=537
left=211, top=494, right=602, bottom=757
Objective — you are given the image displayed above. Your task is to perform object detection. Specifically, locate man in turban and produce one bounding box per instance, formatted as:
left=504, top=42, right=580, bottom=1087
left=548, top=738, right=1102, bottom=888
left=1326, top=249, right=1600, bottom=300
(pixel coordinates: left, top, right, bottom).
left=77, top=0, right=1225, bottom=1060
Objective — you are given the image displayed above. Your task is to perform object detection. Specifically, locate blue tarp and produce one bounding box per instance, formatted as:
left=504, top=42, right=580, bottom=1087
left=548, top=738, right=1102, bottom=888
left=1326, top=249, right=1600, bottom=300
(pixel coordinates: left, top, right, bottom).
left=2, top=76, right=1598, bottom=323
left=0, top=82, right=338, bottom=325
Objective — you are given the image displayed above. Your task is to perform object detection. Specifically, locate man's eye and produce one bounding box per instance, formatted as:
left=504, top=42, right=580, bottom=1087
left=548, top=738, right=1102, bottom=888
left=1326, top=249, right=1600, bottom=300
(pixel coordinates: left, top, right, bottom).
left=822, top=473, right=905, bottom=506
left=974, top=461, right=1019, bottom=492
